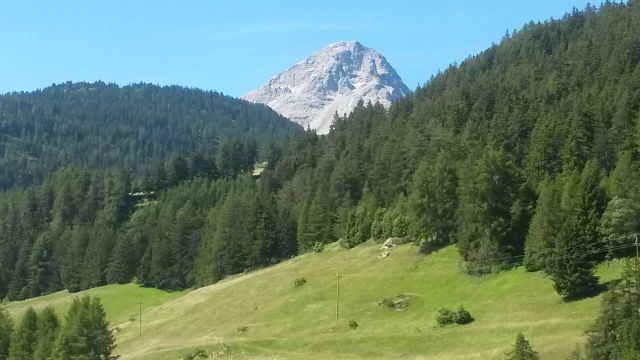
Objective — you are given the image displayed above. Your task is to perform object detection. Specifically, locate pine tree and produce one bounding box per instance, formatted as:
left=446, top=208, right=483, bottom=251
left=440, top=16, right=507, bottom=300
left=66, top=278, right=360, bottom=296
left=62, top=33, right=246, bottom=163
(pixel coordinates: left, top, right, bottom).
left=146, top=205, right=176, bottom=289
left=572, top=160, right=607, bottom=262
left=170, top=202, right=201, bottom=288
left=524, top=176, right=562, bottom=271
left=106, top=234, right=135, bottom=284
left=62, top=227, right=88, bottom=293
left=7, top=308, right=38, bottom=360
left=342, top=191, right=376, bottom=248
left=6, top=241, right=30, bottom=301
left=167, top=155, right=189, bottom=187
left=25, top=232, right=58, bottom=298
left=409, top=152, right=459, bottom=253
left=195, top=193, right=256, bottom=284
left=525, top=115, right=562, bottom=184
left=276, top=207, right=297, bottom=259
left=0, top=307, right=13, bottom=360
left=547, top=218, right=599, bottom=300
left=598, top=197, right=640, bottom=258
left=607, top=150, right=640, bottom=200
left=456, top=150, right=528, bottom=273
left=54, top=296, right=115, bottom=360
left=585, top=260, right=640, bottom=358
left=297, top=189, right=334, bottom=252
left=32, top=306, right=59, bottom=360
left=296, top=200, right=312, bottom=253
left=251, top=196, right=278, bottom=268
left=505, top=333, right=539, bottom=360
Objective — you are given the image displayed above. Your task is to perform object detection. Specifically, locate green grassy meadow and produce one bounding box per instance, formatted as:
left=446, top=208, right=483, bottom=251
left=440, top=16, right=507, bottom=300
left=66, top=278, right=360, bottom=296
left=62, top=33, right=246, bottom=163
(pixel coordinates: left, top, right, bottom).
left=5, top=243, right=624, bottom=359
left=6, top=283, right=187, bottom=329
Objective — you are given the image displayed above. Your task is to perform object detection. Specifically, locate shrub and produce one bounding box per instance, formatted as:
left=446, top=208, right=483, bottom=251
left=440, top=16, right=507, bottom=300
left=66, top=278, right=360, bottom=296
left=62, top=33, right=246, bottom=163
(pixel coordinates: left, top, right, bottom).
left=293, top=277, right=307, bottom=288
left=453, top=306, right=474, bottom=325
left=436, top=308, right=455, bottom=325
left=182, top=349, right=209, bottom=360
left=348, top=320, right=359, bottom=330
left=436, top=306, right=474, bottom=326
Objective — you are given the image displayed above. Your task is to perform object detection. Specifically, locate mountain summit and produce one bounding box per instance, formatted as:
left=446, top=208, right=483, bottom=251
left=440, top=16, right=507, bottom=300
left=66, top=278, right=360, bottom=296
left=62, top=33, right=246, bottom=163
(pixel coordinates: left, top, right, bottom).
left=243, top=41, right=410, bottom=134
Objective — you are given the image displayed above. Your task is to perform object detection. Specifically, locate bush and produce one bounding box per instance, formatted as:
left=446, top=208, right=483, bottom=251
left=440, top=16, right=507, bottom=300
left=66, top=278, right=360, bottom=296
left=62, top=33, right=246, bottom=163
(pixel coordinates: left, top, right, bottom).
left=436, top=306, right=474, bottom=326
left=436, top=308, right=455, bottom=325
left=293, top=277, right=307, bottom=288
left=348, top=320, right=359, bottom=330
left=453, top=306, right=474, bottom=324
left=182, top=349, right=209, bottom=360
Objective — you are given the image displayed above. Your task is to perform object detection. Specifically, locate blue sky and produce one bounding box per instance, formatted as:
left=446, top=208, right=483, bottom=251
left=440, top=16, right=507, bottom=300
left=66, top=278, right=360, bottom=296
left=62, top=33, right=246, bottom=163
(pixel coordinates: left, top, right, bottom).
left=2, top=0, right=595, bottom=97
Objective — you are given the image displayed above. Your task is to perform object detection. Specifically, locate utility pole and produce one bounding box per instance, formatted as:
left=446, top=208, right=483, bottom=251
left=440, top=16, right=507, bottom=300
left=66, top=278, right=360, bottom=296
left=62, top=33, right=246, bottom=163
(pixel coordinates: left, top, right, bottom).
left=138, top=301, right=142, bottom=337
left=635, top=236, right=640, bottom=315
left=336, top=269, right=340, bottom=320
left=635, top=235, right=639, bottom=284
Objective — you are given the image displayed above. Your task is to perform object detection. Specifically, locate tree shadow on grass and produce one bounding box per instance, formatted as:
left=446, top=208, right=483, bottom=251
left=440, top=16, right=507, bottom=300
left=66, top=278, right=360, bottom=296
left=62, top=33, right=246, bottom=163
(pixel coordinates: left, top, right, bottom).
left=562, top=280, right=619, bottom=302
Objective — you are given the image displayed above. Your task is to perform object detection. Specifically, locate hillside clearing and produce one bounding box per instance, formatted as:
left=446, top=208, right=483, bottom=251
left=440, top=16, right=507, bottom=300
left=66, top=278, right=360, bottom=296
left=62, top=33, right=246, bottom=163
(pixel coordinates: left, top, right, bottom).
left=4, top=243, right=622, bottom=359
left=105, top=243, right=622, bottom=359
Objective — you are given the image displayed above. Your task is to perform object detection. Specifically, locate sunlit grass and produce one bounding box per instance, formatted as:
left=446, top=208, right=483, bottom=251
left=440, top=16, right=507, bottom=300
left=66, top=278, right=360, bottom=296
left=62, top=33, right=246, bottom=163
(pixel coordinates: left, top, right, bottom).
left=102, top=243, right=623, bottom=359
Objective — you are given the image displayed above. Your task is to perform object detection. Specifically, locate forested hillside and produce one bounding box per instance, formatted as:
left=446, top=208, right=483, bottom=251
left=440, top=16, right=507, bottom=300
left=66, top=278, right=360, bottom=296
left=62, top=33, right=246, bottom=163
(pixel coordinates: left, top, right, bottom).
left=0, top=82, right=302, bottom=190
left=2, top=2, right=640, bottom=337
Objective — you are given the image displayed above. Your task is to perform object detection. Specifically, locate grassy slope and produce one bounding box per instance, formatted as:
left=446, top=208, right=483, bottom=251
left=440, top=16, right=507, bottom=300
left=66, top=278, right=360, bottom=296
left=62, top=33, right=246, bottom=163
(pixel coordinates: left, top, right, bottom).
left=6, top=283, right=187, bottom=329
left=103, top=243, right=622, bottom=360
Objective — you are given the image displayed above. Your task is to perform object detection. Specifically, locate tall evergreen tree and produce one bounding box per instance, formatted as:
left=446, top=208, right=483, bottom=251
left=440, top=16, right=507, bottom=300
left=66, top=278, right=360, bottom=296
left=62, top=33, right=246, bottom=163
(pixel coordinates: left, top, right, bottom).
left=167, top=155, right=190, bottom=187
left=342, top=191, right=376, bottom=248
left=607, top=150, right=640, bottom=201
left=296, top=188, right=335, bottom=252
left=598, top=197, right=640, bottom=258
left=54, top=296, right=115, bottom=360
left=0, top=307, right=13, bottom=360
left=573, top=160, right=607, bottom=262
left=585, top=260, right=640, bottom=359
left=409, top=152, right=459, bottom=253
left=524, top=176, right=562, bottom=271
left=250, top=195, right=279, bottom=268
left=33, top=306, right=60, bottom=360
left=7, top=308, right=38, bottom=360
left=546, top=218, right=599, bottom=300
left=456, top=150, right=529, bottom=273
left=25, top=232, right=58, bottom=298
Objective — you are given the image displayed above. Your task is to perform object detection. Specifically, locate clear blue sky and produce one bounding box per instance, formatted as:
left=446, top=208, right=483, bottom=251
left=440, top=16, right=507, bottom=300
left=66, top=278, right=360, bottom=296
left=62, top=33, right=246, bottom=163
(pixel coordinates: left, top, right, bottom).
left=2, top=0, right=596, bottom=97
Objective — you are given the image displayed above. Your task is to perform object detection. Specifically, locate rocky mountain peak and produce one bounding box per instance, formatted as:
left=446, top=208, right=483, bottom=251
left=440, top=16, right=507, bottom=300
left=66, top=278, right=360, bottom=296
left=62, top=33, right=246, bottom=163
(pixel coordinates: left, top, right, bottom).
left=243, top=41, right=410, bottom=134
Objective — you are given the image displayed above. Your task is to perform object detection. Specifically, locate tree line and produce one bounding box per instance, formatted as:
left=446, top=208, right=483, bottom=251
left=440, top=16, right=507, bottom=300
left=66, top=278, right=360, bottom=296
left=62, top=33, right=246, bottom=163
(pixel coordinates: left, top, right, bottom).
left=0, top=82, right=302, bottom=190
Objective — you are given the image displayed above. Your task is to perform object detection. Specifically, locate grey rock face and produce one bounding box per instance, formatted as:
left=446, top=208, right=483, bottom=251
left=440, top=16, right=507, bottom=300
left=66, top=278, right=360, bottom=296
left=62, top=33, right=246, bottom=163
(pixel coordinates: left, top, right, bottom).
left=243, top=41, right=410, bottom=134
